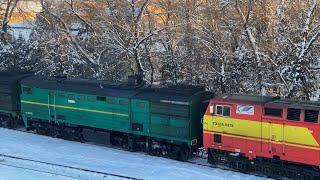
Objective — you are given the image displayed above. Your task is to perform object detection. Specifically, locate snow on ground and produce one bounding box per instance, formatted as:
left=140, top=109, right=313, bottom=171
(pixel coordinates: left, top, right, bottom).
left=0, top=128, right=262, bottom=180
left=0, top=165, right=67, bottom=180
left=0, top=155, right=123, bottom=180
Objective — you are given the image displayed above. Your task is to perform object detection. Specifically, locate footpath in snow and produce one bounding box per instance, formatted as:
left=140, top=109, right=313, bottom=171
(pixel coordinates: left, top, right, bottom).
left=0, top=128, right=262, bottom=180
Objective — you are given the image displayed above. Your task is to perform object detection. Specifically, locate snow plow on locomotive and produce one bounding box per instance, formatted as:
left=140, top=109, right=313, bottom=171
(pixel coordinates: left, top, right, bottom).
left=203, top=94, right=320, bottom=179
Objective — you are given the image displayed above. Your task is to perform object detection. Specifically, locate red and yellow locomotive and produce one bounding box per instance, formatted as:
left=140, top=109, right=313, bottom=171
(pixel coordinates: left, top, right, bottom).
left=203, top=94, right=320, bottom=179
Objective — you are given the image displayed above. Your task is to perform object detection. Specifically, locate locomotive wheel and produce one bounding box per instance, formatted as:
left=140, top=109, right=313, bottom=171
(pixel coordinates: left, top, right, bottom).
left=179, top=145, right=190, bottom=161
left=208, top=149, right=216, bottom=164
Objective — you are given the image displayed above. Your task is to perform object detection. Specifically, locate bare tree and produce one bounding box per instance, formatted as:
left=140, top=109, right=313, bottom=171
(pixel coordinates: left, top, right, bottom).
left=286, top=0, right=319, bottom=99
left=15, top=0, right=318, bottom=100
left=0, top=0, right=20, bottom=44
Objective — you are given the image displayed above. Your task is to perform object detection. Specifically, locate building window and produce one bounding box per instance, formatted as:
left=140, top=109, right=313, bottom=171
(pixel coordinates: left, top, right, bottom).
left=215, top=105, right=231, bottom=117
left=108, top=99, right=116, bottom=104
left=304, top=110, right=319, bottom=123
left=287, top=108, right=301, bottom=121
left=136, top=102, right=145, bottom=108
left=264, top=108, right=282, bottom=117
left=23, top=87, right=32, bottom=94
left=97, top=96, right=106, bottom=101
left=119, top=100, right=127, bottom=105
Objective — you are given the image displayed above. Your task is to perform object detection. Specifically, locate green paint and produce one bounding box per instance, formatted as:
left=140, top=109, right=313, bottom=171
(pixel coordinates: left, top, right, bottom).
left=21, top=85, right=211, bottom=146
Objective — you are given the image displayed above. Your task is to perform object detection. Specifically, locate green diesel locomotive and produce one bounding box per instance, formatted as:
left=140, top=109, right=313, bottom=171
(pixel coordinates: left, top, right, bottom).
left=17, top=74, right=212, bottom=160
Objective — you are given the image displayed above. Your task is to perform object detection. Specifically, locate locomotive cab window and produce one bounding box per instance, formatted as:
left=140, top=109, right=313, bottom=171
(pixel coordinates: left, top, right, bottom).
left=215, top=105, right=231, bottom=117
left=264, top=108, right=282, bottom=117
left=304, top=110, right=319, bottom=123
left=287, top=108, right=301, bottom=121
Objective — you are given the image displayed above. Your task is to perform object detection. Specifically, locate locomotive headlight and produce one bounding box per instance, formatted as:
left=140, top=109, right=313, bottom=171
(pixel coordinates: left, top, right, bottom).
left=209, top=105, right=214, bottom=114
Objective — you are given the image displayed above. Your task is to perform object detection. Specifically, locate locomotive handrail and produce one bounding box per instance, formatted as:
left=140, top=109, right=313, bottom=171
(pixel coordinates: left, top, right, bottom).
left=47, top=94, right=51, bottom=122
left=54, top=94, right=57, bottom=123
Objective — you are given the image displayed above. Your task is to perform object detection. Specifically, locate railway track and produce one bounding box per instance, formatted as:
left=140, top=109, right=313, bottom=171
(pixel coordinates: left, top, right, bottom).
left=185, top=158, right=266, bottom=178
left=0, top=153, right=141, bottom=180
left=0, top=162, right=87, bottom=180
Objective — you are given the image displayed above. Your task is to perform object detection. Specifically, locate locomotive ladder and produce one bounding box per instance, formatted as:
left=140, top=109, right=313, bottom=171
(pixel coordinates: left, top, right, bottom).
left=47, top=95, right=51, bottom=123
left=282, top=123, right=285, bottom=155
left=47, top=93, right=57, bottom=123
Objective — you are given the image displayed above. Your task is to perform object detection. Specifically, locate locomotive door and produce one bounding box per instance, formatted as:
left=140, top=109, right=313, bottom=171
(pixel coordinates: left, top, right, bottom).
left=48, top=92, right=56, bottom=122
left=130, top=99, right=149, bottom=133
left=267, top=122, right=285, bottom=156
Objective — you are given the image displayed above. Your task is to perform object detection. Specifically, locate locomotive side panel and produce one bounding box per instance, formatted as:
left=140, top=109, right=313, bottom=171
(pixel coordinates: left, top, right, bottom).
left=20, top=76, right=212, bottom=149
left=261, top=103, right=320, bottom=166
left=21, top=87, right=132, bottom=133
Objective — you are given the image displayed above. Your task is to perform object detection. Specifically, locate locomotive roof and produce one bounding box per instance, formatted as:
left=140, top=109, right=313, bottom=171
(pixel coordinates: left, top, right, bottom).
left=0, top=71, right=34, bottom=85
left=21, top=76, right=206, bottom=103
left=216, top=94, right=278, bottom=104
left=266, top=99, right=320, bottom=110
left=216, top=93, right=320, bottom=110
left=0, top=71, right=34, bottom=94
left=135, top=85, right=206, bottom=103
